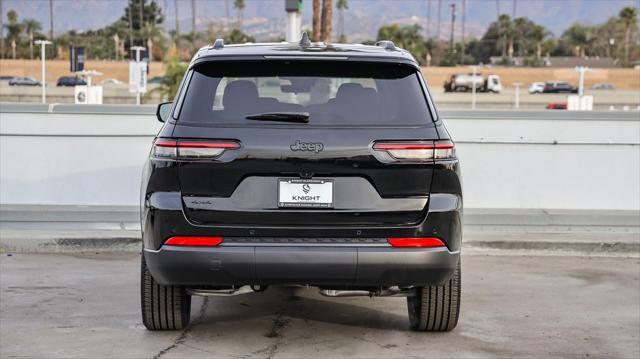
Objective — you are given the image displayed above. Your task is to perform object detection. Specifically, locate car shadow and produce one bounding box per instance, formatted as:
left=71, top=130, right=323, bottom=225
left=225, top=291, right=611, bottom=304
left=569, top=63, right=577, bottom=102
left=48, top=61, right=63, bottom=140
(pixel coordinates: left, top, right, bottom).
left=189, top=285, right=409, bottom=332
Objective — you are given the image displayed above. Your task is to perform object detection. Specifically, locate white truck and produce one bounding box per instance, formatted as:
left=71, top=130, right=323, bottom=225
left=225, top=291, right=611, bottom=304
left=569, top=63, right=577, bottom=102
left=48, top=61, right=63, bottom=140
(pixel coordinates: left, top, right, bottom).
left=443, top=73, right=502, bottom=93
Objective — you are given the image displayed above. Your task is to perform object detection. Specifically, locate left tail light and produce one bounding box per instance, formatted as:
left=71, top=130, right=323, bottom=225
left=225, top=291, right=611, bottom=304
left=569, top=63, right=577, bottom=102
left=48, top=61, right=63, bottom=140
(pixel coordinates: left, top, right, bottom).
left=372, top=140, right=456, bottom=162
left=152, top=138, right=240, bottom=160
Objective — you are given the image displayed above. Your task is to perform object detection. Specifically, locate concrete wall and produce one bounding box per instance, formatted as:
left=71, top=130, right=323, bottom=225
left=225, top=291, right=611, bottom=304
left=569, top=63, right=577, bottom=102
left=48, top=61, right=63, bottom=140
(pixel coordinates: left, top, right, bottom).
left=1, top=104, right=639, bottom=210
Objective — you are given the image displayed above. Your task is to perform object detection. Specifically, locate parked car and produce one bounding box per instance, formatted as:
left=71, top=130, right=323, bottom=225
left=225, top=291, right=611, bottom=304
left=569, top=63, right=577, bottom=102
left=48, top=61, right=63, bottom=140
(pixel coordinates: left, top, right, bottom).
left=543, top=81, right=578, bottom=93
left=140, top=38, right=462, bottom=332
left=528, top=82, right=546, bottom=94
left=546, top=102, right=568, bottom=110
left=444, top=73, right=502, bottom=93
left=148, top=76, right=165, bottom=84
left=9, top=77, right=41, bottom=86
left=101, top=78, right=124, bottom=85
left=591, top=83, right=616, bottom=90
left=0, top=75, right=17, bottom=84
left=56, top=76, right=86, bottom=87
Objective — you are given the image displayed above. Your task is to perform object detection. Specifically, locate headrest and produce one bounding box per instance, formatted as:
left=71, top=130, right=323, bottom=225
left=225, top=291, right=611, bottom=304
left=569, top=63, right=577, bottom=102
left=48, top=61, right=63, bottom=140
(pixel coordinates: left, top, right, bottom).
left=223, top=80, right=259, bottom=108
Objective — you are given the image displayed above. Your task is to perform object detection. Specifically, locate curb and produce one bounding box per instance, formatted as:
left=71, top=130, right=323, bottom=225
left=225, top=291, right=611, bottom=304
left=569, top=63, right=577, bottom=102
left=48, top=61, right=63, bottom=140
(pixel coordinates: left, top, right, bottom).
left=465, top=239, right=640, bottom=254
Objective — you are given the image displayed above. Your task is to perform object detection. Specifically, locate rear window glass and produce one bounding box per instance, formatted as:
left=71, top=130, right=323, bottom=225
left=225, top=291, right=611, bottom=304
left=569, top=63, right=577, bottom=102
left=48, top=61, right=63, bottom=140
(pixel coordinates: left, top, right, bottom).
left=177, top=61, right=433, bottom=126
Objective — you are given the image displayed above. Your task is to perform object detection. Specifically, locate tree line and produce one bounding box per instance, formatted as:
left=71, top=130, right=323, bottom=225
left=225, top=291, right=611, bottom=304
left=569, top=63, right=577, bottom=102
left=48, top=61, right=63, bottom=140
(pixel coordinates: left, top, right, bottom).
left=0, top=0, right=254, bottom=61
left=0, top=1, right=637, bottom=67
left=375, top=6, right=638, bottom=67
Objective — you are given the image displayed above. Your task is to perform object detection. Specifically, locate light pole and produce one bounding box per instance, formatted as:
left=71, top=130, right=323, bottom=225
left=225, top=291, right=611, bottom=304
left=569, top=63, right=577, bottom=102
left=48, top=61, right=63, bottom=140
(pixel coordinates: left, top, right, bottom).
left=470, top=65, right=477, bottom=110
left=35, top=40, right=52, bottom=104
left=512, top=82, right=522, bottom=109
left=575, top=66, right=591, bottom=97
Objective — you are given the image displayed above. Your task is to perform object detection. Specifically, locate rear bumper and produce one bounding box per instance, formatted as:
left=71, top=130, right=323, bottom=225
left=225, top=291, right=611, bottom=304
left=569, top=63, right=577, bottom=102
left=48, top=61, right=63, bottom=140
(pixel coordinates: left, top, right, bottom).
left=144, top=245, right=459, bottom=287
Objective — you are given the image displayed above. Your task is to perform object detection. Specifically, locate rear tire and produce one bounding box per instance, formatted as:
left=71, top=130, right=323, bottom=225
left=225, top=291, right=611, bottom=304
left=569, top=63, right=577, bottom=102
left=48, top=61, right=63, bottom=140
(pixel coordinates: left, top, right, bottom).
left=141, top=254, right=191, bottom=330
left=407, top=259, right=461, bottom=332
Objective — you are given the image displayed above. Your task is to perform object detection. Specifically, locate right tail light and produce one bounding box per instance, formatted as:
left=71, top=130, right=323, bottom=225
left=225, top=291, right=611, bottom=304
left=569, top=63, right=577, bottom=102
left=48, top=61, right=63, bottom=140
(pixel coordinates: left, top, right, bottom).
left=372, top=140, right=456, bottom=163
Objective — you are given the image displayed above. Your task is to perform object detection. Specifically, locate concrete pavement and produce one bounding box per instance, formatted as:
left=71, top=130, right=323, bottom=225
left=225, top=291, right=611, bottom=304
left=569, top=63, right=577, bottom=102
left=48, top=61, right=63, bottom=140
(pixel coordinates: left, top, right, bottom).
left=1, top=252, right=639, bottom=358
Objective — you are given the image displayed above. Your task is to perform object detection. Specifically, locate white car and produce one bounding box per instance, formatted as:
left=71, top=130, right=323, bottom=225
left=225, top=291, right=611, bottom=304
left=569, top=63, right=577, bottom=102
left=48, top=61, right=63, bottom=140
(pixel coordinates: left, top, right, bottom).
left=101, top=78, right=124, bottom=85
left=529, top=82, right=545, bottom=94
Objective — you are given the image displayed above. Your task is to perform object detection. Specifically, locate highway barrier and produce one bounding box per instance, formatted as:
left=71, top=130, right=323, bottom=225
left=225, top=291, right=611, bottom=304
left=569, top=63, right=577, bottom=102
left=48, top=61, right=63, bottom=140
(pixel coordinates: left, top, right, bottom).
left=1, top=104, right=638, bottom=212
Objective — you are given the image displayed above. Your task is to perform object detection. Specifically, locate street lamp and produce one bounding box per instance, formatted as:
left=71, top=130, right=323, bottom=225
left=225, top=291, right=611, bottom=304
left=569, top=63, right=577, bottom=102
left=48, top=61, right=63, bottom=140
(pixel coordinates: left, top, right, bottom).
left=470, top=65, right=478, bottom=110
left=34, top=40, right=52, bottom=104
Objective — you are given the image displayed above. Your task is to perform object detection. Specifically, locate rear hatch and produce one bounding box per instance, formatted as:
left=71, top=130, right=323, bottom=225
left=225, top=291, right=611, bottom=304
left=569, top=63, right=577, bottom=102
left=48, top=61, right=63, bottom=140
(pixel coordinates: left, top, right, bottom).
left=167, top=60, right=442, bottom=226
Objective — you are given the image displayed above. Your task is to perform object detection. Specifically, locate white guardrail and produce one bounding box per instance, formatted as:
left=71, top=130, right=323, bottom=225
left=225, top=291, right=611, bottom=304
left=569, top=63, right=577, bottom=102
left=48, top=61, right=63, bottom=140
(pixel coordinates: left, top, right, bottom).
left=1, top=104, right=639, bottom=211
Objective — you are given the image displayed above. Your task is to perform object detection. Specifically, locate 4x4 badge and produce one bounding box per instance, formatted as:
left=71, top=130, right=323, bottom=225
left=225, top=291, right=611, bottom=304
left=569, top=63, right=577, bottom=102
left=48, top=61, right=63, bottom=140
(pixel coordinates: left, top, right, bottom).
left=290, top=140, right=324, bottom=153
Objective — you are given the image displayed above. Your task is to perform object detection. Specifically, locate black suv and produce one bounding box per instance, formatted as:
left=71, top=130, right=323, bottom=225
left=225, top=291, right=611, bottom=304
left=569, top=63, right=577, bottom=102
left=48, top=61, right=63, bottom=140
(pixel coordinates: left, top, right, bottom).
left=141, top=37, right=462, bottom=332
left=56, top=76, right=86, bottom=87
left=543, top=81, right=578, bottom=93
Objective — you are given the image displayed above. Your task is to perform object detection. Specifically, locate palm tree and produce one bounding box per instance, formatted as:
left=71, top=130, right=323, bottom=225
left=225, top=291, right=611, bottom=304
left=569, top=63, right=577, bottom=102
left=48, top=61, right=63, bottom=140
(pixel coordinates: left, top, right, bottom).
left=22, top=18, right=42, bottom=59
left=174, top=0, right=180, bottom=42
left=562, top=24, right=592, bottom=57
left=5, top=10, right=23, bottom=59
left=497, top=14, right=513, bottom=61
left=619, top=6, right=638, bottom=66
left=149, top=55, right=188, bottom=101
left=312, top=0, right=321, bottom=42
left=191, top=0, right=196, bottom=34
left=224, top=0, right=230, bottom=30
left=0, top=0, right=4, bottom=58
left=141, top=22, right=163, bottom=60
left=321, top=0, right=333, bottom=42
left=530, top=24, right=549, bottom=63
left=513, top=17, right=529, bottom=56
left=49, top=0, right=54, bottom=40
left=336, top=0, right=348, bottom=42
left=234, top=0, right=245, bottom=28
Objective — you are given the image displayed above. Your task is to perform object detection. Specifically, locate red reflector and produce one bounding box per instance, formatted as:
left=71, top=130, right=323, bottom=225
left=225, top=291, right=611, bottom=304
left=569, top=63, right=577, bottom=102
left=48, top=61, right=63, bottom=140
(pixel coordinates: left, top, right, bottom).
left=388, top=237, right=445, bottom=248
left=164, top=236, right=223, bottom=247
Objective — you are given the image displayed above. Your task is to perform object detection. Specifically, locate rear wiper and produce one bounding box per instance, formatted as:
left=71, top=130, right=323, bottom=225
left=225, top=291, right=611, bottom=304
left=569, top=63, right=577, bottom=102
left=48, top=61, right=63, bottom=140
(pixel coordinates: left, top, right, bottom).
left=245, top=112, right=309, bottom=123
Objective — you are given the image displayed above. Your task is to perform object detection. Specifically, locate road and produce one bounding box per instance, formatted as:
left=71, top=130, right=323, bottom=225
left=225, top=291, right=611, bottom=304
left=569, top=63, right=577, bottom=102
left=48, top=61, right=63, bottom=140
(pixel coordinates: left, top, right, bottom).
left=1, top=252, right=639, bottom=358
left=2, top=81, right=639, bottom=109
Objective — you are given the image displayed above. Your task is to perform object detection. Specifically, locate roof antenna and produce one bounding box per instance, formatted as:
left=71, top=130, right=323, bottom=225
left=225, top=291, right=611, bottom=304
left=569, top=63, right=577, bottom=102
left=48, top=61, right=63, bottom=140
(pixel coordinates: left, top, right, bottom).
left=375, top=40, right=396, bottom=51
left=212, top=38, right=225, bottom=50
left=299, top=32, right=311, bottom=48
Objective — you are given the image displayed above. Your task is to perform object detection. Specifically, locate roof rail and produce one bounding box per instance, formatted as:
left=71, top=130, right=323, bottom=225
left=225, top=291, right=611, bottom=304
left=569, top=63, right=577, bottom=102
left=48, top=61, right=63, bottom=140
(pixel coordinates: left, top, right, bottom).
left=299, top=32, right=311, bottom=48
left=375, top=40, right=396, bottom=51
left=212, top=38, right=224, bottom=50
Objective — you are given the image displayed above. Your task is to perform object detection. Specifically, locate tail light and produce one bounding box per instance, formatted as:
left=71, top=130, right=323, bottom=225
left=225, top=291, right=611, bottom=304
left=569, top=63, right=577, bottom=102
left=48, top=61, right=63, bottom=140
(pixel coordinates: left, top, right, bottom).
left=164, top=236, right=223, bottom=247
left=388, top=237, right=445, bottom=248
left=152, top=138, right=240, bottom=160
left=372, top=140, right=455, bottom=162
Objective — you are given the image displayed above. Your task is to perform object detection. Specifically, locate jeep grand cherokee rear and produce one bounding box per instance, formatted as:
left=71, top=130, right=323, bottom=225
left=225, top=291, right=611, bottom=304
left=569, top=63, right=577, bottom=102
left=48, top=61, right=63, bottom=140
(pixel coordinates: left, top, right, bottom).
left=140, top=40, right=462, bottom=332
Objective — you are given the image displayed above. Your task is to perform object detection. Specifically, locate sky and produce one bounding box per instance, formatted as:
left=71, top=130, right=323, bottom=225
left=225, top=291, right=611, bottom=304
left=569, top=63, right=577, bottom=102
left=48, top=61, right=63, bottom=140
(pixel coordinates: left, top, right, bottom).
left=1, top=0, right=638, bottom=39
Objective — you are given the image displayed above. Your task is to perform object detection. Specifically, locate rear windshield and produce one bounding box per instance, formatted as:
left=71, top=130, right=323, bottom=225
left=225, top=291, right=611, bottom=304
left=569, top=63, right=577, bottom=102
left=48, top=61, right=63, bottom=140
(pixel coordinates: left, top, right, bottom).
left=176, top=61, right=433, bottom=126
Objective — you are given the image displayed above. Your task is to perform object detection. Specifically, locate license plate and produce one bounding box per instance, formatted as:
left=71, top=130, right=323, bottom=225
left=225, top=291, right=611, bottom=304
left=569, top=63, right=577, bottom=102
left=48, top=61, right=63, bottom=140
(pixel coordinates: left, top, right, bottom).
left=278, top=179, right=334, bottom=208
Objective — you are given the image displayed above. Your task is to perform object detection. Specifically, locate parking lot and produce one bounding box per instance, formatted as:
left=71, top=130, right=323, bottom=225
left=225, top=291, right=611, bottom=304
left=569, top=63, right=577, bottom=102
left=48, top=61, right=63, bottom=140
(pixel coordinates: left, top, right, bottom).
left=1, top=251, right=638, bottom=358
